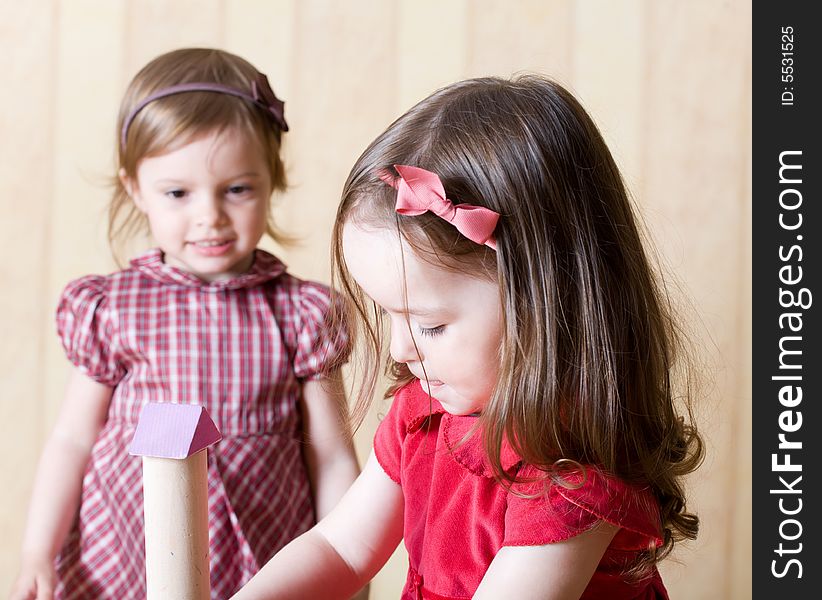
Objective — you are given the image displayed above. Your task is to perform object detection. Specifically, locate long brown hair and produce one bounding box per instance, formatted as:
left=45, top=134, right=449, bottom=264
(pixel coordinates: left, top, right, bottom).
left=331, top=75, right=703, bottom=574
left=109, top=47, right=290, bottom=263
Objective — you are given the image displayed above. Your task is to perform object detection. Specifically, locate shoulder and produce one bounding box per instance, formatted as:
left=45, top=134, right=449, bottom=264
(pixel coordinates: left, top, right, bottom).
left=295, top=279, right=334, bottom=315
left=264, top=264, right=352, bottom=376
left=505, top=465, right=663, bottom=551
left=57, top=259, right=172, bottom=326
left=59, top=265, right=159, bottom=308
left=58, top=271, right=117, bottom=314
left=264, top=268, right=340, bottom=339
left=56, top=270, right=133, bottom=385
left=265, top=271, right=335, bottom=336
left=273, top=271, right=333, bottom=306
left=373, top=380, right=439, bottom=483
left=60, top=273, right=111, bottom=299
left=256, top=257, right=332, bottom=308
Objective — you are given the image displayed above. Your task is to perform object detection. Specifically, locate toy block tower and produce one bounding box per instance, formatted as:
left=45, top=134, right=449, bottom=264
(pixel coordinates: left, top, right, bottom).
left=130, top=403, right=222, bottom=600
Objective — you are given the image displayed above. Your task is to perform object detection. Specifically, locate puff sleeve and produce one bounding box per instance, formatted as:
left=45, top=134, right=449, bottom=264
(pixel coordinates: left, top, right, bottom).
left=56, top=275, right=124, bottom=387
left=373, top=385, right=414, bottom=485
left=504, top=465, right=664, bottom=551
left=291, top=281, right=351, bottom=380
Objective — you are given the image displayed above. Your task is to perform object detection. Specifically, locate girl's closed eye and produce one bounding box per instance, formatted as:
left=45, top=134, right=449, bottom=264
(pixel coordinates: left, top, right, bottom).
left=378, top=306, right=444, bottom=337
left=418, top=324, right=446, bottom=337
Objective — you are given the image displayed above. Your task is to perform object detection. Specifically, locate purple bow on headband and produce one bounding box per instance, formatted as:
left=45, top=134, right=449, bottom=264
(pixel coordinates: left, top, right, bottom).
left=381, top=165, right=499, bottom=250
left=250, top=73, right=288, bottom=132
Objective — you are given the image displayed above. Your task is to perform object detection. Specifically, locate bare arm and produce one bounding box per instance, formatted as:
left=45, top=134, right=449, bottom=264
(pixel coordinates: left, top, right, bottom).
left=299, top=372, right=360, bottom=520
left=299, top=373, right=369, bottom=599
left=473, top=521, right=619, bottom=600
left=231, top=452, right=404, bottom=600
left=10, top=367, right=113, bottom=600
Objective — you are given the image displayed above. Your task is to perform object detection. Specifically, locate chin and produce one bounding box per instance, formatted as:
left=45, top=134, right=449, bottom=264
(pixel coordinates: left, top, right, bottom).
left=430, top=389, right=482, bottom=416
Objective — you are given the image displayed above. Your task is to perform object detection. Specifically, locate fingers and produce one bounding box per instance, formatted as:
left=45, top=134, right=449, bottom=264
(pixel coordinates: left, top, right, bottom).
left=9, top=574, right=54, bottom=600
left=9, top=580, right=36, bottom=600
left=35, top=575, right=55, bottom=600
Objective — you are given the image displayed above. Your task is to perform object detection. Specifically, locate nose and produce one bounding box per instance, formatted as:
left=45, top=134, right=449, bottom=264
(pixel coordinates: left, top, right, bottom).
left=389, top=317, right=421, bottom=364
left=195, top=193, right=228, bottom=227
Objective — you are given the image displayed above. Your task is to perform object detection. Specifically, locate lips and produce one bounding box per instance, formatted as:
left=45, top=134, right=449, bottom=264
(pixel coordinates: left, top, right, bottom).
left=193, top=239, right=232, bottom=247
left=412, top=372, right=443, bottom=386
left=189, top=239, right=235, bottom=256
left=406, top=364, right=443, bottom=384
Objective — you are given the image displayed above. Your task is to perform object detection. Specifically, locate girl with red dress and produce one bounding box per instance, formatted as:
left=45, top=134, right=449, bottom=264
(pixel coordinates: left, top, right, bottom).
left=234, top=75, right=704, bottom=599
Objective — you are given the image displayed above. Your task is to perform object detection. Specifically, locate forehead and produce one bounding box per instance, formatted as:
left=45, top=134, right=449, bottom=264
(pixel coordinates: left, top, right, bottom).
left=137, top=127, right=265, bottom=178
left=341, top=222, right=494, bottom=315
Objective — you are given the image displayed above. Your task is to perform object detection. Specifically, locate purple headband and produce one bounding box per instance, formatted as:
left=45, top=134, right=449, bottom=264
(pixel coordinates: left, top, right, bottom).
left=120, top=72, right=288, bottom=149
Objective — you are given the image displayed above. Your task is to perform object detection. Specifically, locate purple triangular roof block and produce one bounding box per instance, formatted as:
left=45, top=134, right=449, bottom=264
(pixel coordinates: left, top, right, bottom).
left=129, top=403, right=222, bottom=459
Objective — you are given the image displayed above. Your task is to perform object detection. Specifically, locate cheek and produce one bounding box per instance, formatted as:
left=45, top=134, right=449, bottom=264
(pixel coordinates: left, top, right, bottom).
left=149, top=224, right=175, bottom=246
left=472, top=324, right=503, bottom=388
left=143, top=211, right=170, bottom=236
left=237, top=203, right=269, bottom=233
left=479, top=331, right=502, bottom=371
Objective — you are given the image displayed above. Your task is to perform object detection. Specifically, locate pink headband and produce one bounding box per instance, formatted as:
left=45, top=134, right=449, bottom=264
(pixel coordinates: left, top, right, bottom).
left=120, top=72, right=288, bottom=149
left=381, top=165, right=499, bottom=250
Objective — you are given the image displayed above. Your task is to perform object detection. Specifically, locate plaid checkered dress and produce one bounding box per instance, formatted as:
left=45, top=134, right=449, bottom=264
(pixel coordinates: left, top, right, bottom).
left=52, top=249, right=348, bottom=599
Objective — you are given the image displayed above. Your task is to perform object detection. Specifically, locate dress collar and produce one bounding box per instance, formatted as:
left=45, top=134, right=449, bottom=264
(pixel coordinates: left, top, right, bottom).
left=130, top=248, right=287, bottom=290
left=406, top=379, right=522, bottom=477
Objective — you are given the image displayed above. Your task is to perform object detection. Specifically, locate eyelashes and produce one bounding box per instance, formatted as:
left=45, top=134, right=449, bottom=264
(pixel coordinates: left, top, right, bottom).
left=227, top=184, right=250, bottom=194
left=418, top=325, right=445, bottom=337
left=377, top=307, right=446, bottom=338
left=161, top=184, right=254, bottom=201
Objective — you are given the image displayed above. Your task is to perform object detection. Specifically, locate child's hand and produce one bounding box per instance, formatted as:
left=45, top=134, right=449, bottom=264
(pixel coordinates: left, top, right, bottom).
left=9, top=558, right=56, bottom=600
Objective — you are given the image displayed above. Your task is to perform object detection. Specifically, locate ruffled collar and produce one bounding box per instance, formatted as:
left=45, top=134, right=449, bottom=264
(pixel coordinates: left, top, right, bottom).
left=405, top=379, right=522, bottom=478
left=130, top=248, right=287, bottom=290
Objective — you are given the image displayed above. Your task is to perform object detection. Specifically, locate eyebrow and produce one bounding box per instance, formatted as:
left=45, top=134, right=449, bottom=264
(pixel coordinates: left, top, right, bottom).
left=153, top=172, right=263, bottom=185
left=229, top=171, right=263, bottom=179
left=380, top=304, right=445, bottom=318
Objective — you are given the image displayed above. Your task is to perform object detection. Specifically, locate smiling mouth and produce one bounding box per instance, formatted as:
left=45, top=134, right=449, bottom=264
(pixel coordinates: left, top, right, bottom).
left=190, top=239, right=235, bottom=255
left=192, top=239, right=233, bottom=247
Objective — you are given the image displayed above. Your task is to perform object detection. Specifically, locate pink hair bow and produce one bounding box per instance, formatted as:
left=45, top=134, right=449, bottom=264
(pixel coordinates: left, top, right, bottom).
left=381, top=165, right=499, bottom=250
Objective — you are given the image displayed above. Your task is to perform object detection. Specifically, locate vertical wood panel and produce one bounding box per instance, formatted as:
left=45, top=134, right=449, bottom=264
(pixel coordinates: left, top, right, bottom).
left=398, top=0, right=468, bottom=108
left=0, top=0, right=56, bottom=590
left=44, top=0, right=129, bottom=426
left=643, top=1, right=750, bottom=597
left=280, top=0, right=398, bottom=280
left=224, top=0, right=295, bottom=100
left=572, top=0, right=645, bottom=187
left=124, top=0, right=223, bottom=74
left=467, top=0, right=574, bottom=82
left=730, top=35, right=752, bottom=600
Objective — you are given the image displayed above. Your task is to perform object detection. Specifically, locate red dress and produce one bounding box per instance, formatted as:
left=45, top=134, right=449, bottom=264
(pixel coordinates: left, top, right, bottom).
left=374, top=380, right=669, bottom=600
left=53, top=249, right=348, bottom=599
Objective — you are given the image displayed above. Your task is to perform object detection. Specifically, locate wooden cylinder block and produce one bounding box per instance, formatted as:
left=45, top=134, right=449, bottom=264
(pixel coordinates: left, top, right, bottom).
left=142, top=451, right=210, bottom=600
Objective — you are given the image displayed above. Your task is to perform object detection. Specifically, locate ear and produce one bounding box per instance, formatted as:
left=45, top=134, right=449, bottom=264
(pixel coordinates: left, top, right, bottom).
left=119, top=167, right=145, bottom=211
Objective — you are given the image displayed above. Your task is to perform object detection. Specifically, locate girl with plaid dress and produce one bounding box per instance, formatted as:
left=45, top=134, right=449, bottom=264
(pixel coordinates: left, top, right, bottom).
left=12, top=48, right=361, bottom=600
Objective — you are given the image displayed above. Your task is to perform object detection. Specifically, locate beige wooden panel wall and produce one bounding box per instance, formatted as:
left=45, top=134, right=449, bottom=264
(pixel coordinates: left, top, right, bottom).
left=0, top=1, right=751, bottom=598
